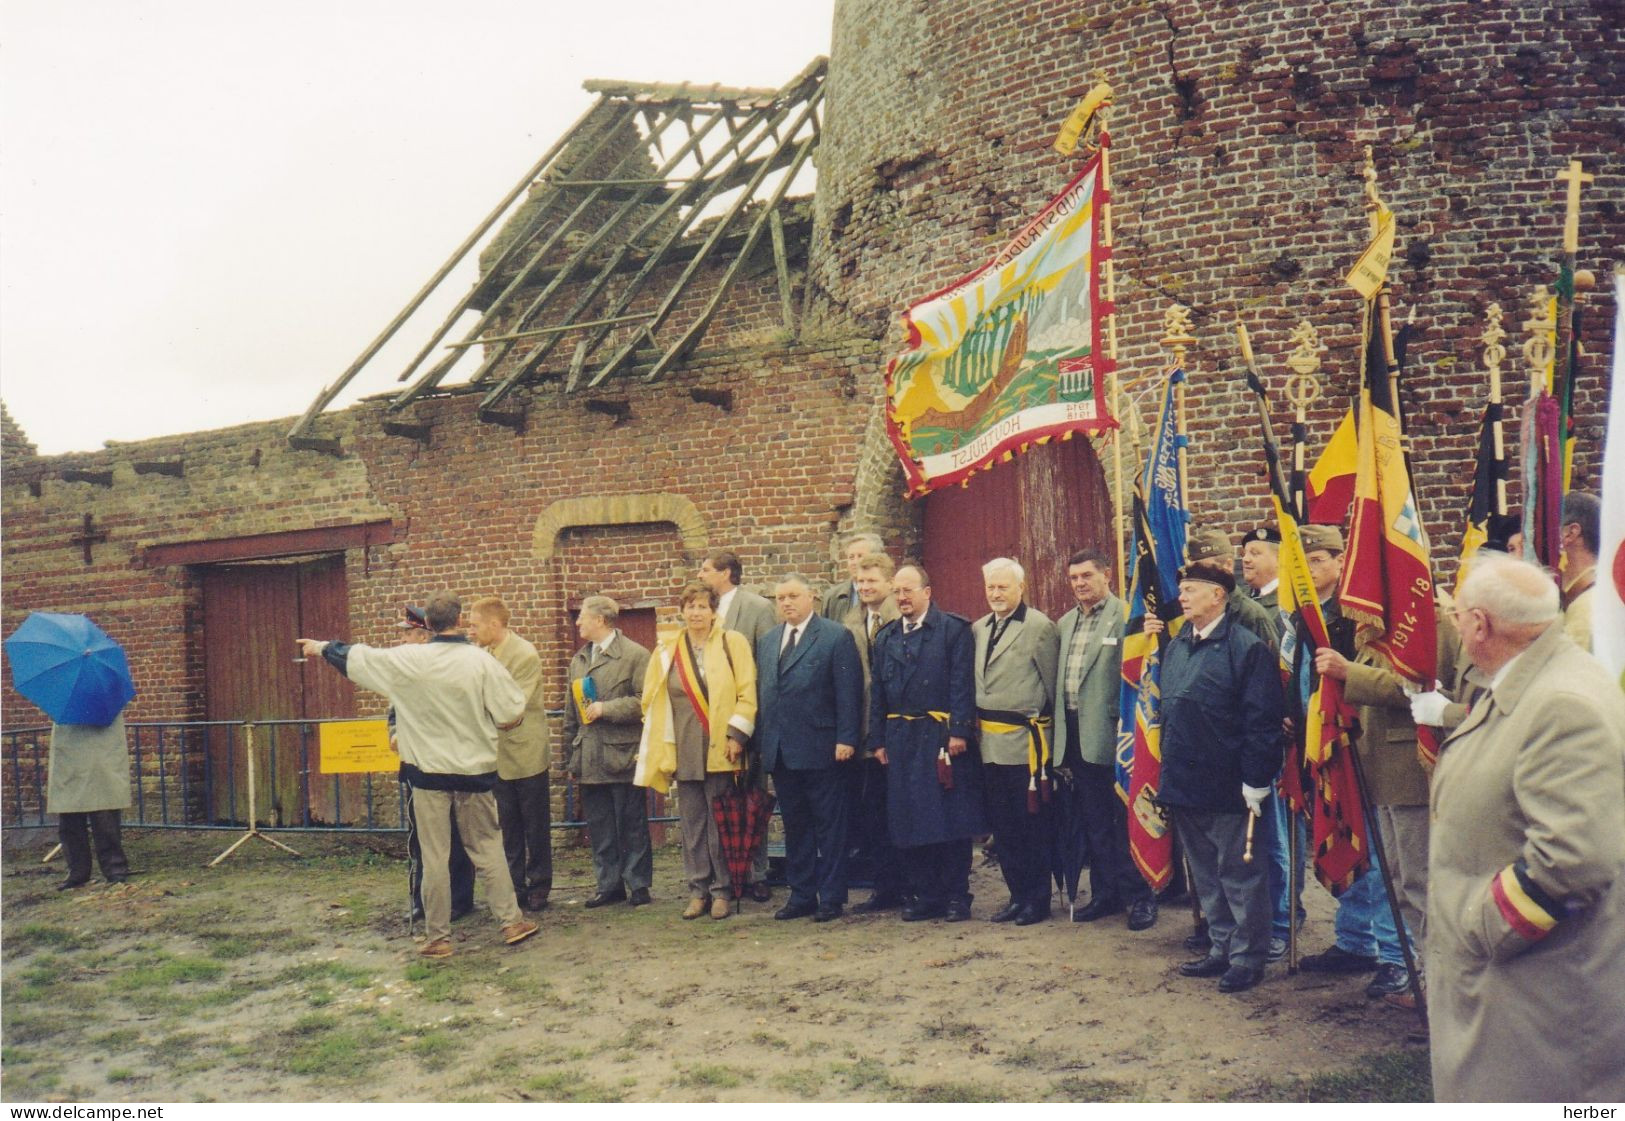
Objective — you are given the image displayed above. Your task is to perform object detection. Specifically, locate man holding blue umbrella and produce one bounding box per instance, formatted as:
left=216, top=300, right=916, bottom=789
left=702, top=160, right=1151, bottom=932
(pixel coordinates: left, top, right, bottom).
left=49, top=715, right=133, bottom=888
left=4, top=611, right=138, bottom=889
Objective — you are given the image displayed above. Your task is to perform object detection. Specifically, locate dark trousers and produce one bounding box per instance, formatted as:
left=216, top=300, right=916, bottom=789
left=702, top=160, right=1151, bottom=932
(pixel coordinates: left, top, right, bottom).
left=405, top=783, right=473, bottom=916
left=494, top=771, right=553, bottom=904
left=1076, top=759, right=1152, bottom=905
left=775, top=763, right=852, bottom=908
left=983, top=762, right=1051, bottom=908
left=58, top=810, right=128, bottom=883
left=903, top=837, right=973, bottom=906
left=851, top=755, right=907, bottom=898
left=580, top=781, right=652, bottom=895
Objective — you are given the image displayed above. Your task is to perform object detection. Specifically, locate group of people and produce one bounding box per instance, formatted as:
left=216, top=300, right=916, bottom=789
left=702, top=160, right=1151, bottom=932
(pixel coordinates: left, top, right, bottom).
left=298, top=490, right=1622, bottom=1103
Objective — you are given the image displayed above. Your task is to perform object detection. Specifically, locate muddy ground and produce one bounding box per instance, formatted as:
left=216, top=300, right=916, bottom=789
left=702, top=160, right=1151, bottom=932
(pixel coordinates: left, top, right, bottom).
left=0, top=829, right=1429, bottom=1103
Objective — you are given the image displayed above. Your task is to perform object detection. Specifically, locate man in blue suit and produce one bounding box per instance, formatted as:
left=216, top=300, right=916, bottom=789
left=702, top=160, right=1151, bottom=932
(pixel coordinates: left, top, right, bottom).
left=756, top=575, right=865, bottom=921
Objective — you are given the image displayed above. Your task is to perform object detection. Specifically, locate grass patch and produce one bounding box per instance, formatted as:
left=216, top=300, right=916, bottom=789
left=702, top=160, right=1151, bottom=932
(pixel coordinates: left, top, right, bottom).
left=3, top=1010, right=75, bottom=1044
left=750, top=1030, right=790, bottom=1050
left=676, top=1063, right=744, bottom=1089
left=404, top=959, right=470, bottom=1003
left=1050, top=1075, right=1138, bottom=1102
left=771, top=1068, right=826, bottom=1098
left=410, top=1028, right=462, bottom=1072
left=831, top=1058, right=906, bottom=1098
left=144, top=1032, right=205, bottom=1066
left=107, top=1068, right=139, bottom=1083
left=523, top=1068, right=625, bottom=1103
left=4, top=924, right=91, bottom=953
left=921, top=1018, right=982, bottom=1041
left=277, top=1010, right=403, bottom=1080
left=1228, top=1048, right=1431, bottom=1103
left=911, top=1081, right=1012, bottom=1103
left=276, top=960, right=376, bottom=988
left=90, top=1029, right=142, bottom=1050
left=109, top=954, right=225, bottom=991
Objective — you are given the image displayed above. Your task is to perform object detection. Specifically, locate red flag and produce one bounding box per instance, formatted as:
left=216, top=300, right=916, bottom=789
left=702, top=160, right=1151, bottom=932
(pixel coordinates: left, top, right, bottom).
left=1304, top=409, right=1357, bottom=525
left=1339, top=305, right=1438, bottom=685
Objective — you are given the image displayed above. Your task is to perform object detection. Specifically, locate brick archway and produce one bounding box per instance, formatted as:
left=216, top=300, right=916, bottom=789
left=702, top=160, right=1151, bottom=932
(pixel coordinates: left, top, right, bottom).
left=531, top=493, right=709, bottom=562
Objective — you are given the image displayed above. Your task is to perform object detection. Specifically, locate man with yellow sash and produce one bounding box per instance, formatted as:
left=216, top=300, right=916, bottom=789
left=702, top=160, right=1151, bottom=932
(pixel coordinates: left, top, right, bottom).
left=971, top=557, right=1060, bottom=926
left=867, top=564, right=984, bottom=922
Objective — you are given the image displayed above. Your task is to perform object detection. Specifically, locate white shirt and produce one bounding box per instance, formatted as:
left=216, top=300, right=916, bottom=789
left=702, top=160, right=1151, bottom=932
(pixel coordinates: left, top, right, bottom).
left=717, top=586, right=738, bottom=623
left=902, top=606, right=931, bottom=633
left=1191, top=614, right=1224, bottom=641
left=1255, top=578, right=1279, bottom=598
left=781, top=619, right=809, bottom=654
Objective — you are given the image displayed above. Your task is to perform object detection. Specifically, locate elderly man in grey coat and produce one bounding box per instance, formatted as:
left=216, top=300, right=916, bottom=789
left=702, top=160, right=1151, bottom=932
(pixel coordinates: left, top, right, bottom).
left=1423, top=554, right=1625, bottom=1102
left=49, top=707, right=133, bottom=889
left=973, top=557, right=1060, bottom=926
left=563, top=594, right=655, bottom=909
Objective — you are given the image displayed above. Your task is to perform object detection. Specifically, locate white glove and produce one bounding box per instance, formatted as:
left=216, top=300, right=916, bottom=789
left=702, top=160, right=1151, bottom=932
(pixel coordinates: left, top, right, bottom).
left=1410, top=690, right=1450, bottom=726
left=1242, top=784, right=1269, bottom=816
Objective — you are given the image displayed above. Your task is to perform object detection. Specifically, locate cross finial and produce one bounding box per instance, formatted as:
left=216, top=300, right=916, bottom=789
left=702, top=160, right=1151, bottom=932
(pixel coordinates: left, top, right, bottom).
left=1556, top=159, right=1593, bottom=255
left=1161, top=305, right=1195, bottom=365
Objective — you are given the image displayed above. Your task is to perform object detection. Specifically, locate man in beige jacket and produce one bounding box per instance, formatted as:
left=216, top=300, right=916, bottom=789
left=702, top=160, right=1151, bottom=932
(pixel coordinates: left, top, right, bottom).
left=470, top=596, right=552, bottom=913
left=1423, top=554, right=1625, bottom=1102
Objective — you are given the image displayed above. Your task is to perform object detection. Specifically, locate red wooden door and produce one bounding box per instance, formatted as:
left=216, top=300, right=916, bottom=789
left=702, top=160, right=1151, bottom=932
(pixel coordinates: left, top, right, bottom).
left=921, top=434, right=1114, bottom=620
left=202, top=556, right=353, bottom=824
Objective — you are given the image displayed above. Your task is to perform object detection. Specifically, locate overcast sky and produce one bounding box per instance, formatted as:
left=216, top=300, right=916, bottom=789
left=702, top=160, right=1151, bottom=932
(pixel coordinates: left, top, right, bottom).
left=0, top=0, right=835, bottom=455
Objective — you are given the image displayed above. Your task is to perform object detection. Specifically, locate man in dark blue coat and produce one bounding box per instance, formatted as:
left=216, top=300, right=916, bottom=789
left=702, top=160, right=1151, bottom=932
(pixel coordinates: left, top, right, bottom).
left=866, top=564, right=985, bottom=922
left=756, top=575, right=865, bottom=921
left=1153, top=560, right=1284, bottom=994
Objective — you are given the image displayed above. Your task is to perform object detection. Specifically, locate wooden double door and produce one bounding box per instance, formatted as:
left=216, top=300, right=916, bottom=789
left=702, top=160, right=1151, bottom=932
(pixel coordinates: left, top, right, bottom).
left=201, top=555, right=355, bottom=824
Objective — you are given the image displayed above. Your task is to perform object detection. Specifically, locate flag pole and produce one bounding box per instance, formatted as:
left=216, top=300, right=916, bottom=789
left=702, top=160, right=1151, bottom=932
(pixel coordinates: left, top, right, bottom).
left=1352, top=147, right=1427, bottom=1021
left=1161, top=304, right=1199, bottom=930
left=1097, top=94, right=1127, bottom=598
left=1484, top=303, right=1509, bottom=521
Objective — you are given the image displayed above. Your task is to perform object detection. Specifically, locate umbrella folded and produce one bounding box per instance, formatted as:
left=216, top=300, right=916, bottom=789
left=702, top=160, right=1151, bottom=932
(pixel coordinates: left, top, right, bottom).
left=1048, top=767, right=1092, bottom=917
left=4, top=612, right=135, bottom=726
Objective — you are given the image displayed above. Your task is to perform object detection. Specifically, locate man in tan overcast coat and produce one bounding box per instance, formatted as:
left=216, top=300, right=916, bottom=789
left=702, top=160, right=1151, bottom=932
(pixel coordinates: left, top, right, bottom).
left=1424, top=555, right=1625, bottom=1102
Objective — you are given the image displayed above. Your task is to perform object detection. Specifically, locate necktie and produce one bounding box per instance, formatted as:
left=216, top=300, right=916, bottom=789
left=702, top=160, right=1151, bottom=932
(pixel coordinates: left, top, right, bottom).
left=781, top=625, right=799, bottom=663
left=867, top=612, right=879, bottom=642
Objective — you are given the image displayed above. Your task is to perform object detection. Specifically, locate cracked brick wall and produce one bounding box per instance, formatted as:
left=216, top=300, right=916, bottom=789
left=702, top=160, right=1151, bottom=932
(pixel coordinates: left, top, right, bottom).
left=810, top=0, right=1623, bottom=558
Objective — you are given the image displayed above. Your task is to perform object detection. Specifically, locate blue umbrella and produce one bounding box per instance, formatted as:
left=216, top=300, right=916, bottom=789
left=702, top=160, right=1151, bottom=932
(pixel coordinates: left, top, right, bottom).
left=3, top=612, right=135, bottom=726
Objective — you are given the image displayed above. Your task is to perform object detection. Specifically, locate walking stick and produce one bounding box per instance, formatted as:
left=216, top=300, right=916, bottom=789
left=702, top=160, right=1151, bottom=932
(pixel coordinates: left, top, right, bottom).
left=1243, top=810, right=1256, bottom=863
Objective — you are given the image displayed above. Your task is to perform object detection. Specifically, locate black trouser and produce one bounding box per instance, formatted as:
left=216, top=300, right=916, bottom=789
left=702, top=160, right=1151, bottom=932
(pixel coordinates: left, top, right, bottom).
left=983, top=762, right=1052, bottom=909
left=775, top=763, right=852, bottom=908
left=1076, top=758, right=1152, bottom=906
left=903, top=837, right=973, bottom=906
left=494, top=771, right=553, bottom=903
left=405, top=782, right=474, bottom=916
left=851, top=755, right=907, bottom=898
left=58, top=810, right=128, bottom=883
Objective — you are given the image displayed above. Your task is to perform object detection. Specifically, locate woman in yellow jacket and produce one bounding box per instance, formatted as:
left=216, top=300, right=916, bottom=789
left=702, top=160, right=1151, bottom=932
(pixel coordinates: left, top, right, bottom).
left=636, top=581, right=758, bottom=919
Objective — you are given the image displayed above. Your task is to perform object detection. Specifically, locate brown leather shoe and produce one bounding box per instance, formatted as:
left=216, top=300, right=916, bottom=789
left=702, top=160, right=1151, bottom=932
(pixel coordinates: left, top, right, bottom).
left=683, top=896, right=708, bottom=920
left=502, top=919, right=539, bottom=946
left=711, top=896, right=732, bottom=920
left=419, top=938, right=454, bottom=959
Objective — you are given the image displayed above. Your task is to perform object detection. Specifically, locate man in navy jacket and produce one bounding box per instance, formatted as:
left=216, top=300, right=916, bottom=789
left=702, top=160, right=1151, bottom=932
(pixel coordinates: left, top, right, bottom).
left=755, top=575, right=864, bottom=921
left=1154, top=561, right=1283, bottom=993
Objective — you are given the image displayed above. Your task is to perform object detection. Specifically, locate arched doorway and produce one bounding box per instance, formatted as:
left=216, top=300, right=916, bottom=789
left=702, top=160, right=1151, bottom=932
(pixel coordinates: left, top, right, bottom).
left=920, top=434, right=1115, bottom=621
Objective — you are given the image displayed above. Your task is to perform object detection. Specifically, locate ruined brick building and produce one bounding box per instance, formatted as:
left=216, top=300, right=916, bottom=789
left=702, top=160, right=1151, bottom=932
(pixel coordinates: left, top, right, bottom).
left=4, top=1, right=1620, bottom=826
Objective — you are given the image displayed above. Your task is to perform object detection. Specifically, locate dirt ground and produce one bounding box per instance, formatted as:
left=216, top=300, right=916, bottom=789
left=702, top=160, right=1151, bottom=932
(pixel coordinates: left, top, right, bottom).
left=0, top=828, right=1430, bottom=1103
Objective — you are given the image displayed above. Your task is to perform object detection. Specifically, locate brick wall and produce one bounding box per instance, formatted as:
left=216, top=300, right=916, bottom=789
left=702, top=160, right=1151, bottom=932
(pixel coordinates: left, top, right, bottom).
left=810, top=0, right=1623, bottom=569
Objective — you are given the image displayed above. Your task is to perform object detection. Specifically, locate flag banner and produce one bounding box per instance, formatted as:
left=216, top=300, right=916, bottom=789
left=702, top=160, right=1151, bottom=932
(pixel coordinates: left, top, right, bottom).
left=1454, top=400, right=1511, bottom=598
left=1304, top=408, right=1357, bottom=525
left=1595, top=271, right=1625, bottom=687
left=1115, top=369, right=1188, bottom=891
left=1275, top=495, right=1369, bottom=894
left=1520, top=391, right=1564, bottom=567
left=1344, top=207, right=1395, bottom=300
left=885, top=143, right=1115, bottom=496
left=1339, top=304, right=1438, bottom=685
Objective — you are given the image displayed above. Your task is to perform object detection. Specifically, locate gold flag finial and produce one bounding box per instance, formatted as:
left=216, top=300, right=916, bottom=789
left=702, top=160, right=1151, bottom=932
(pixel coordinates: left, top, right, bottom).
left=1054, top=80, right=1113, bottom=156
left=1522, top=288, right=1555, bottom=395
left=1555, top=159, right=1594, bottom=256
left=1482, top=303, right=1507, bottom=381
left=1161, top=306, right=1196, bottom=366
left=1285, top=319, right=1324, bottom=411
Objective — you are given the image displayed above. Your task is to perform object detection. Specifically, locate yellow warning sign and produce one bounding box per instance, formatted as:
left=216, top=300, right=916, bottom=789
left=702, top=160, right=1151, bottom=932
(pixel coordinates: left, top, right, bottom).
left=318, top=720, right=398, bottom=774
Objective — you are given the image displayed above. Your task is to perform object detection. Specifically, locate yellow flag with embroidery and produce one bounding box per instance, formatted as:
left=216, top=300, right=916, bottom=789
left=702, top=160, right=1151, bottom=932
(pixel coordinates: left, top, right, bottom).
left=886, top=142, right=1116, bottom=496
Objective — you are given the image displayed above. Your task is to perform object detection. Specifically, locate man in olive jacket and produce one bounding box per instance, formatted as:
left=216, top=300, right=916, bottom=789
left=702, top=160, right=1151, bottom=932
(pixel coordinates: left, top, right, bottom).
left=562, top=595, right=654, bottom=908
